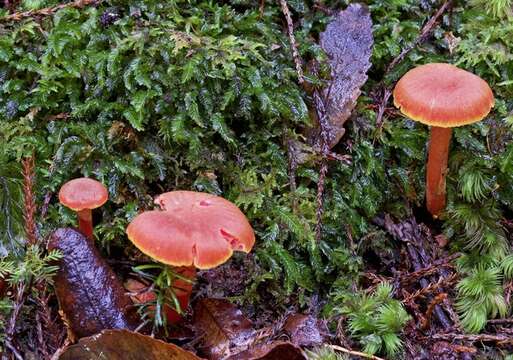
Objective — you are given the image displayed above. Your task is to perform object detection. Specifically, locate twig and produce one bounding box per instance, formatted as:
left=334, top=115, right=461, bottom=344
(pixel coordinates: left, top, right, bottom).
left=386, top=0, right=452, bottom=74
left=421, top=293, right=448, bottom=330
left=329, top=344, right=385, bottom=360
left=313, top=90, right=331, bottom=242
left=375, top=0, right=452, bottom=129
left=488, top=318, right=513, bottom=325
left=402, top=273, right=458, bottom=303
left=374, top=215, right=453, bottom=329
left=0, top=0, right=100, bottom=23
left=35, top=281, right=66, bottom=359
left=430, top=333, right=513, bottom=344
left=4, top=341, right=24, bottom=360
left=0, top=177, right=21, bottom=255
left=259, top=0, right=265, bottom=18
left=278, top=0, right=304, bottom=84
left=374, top=88, right=392, bottom=130
left=2, top=282, right=26, bottom=360
left=398, top=253, right=460, bottom=285
left=286, top=140, right=299, bottom=212
left=22, top=156, right=37, bottom=245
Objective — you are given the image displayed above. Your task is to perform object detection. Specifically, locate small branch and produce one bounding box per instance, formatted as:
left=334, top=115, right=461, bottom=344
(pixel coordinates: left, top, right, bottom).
left=374, top=88, right=391, bottom=131
left=374, top=0, right=452, bottom=129
left=328, top=344, right=385, bottom=360
left=0, top=177, right=21, bottom=255
left=488, top=318, right=513, bottom=325
left=398, top=253, right=460, bottom=285
left=313, top=90, right=331, bottom=242
left=430, top=333, right=513, bottom=344
left=22, top=156, right=37, bottom=245
left=4, top=341, right=24, bottom=360
left=278, top=0, right=304, bottom=84
left=402, top=273, right=458, bottom=303
left=1, top=0, right=100, bottom=23
left=421, top=293, right=448, bottom=330
left=385, top=0, right=452, bottom=74
left=2, top=282, right=26, bottom=360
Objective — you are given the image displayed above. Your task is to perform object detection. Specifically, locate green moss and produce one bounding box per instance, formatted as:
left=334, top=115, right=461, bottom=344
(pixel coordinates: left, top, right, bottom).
left=1, top=0, right=513, bottom=349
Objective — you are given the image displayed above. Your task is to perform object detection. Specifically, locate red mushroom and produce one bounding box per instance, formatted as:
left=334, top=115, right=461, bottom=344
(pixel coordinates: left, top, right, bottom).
left=125, top=268, right=194, bottom=324
left=126, top=191, right=255, bottom=323
left=393, top=63, right=494, bottom=217
left=59, top=178, right=108, bottom=240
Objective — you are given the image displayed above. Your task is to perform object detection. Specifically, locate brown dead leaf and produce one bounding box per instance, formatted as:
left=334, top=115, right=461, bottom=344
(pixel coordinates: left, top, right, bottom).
left=194, top=298, right=256, bottom=359
left=308, top=3, right=373, bottom=148
left=282, top=314, right=324, bottom=347
left=227, top=341, right=306, bottom=360
left=58, top=329, right=202, bottom=360
left=49, top=228, right=139, bottom=338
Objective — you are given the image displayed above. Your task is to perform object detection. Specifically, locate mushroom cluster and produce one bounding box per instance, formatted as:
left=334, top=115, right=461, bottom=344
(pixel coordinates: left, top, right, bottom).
left=126, top=190, right=255, bottom=323
left=393, top=63, right=494, bottom=217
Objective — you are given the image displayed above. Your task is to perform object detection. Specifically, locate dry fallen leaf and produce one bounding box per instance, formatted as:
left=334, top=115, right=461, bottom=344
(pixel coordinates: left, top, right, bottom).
left=282, top=314, right=324, bottom=347
left=193, top=298, right=256, bottom=359
left=58, top=329, right=203, bottom=360
left=308, top=3, right=373, bottom=149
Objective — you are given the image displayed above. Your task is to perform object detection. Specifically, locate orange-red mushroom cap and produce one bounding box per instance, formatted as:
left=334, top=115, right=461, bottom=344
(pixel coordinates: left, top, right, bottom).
left=58, top=178, right=108, bottom=211
left=126, top=191, right=255, bottom=270
left=393, top=63, right=494, bottom=128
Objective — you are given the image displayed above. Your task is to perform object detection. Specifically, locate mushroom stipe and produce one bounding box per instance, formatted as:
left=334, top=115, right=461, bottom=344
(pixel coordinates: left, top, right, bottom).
left=393, top=63, right=494, bottom=218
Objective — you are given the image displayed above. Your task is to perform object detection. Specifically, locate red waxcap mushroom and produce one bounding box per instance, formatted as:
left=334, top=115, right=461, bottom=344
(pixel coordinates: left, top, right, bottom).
left=393, top=63, right=494, bottom=217
left=59, top=177, right=108, bottom=239
left=393, top=63, right=494, bottom=128
left=126, top=191, right=255, bottom=270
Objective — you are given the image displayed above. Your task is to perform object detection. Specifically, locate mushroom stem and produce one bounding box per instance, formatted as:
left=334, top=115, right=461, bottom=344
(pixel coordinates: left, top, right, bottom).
left=167, top=266, right=196, bottom=324
left=426, top=126, right=452, bottom=217
left=77, top=209, right=94, bottom=240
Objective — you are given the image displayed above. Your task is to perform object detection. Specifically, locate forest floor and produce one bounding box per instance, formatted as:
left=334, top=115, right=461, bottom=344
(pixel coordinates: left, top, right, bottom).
left=1, top=0, right=513, bottom=359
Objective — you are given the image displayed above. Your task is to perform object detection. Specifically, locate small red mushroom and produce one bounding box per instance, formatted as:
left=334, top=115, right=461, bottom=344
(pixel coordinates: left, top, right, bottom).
left=126, top=191, right=255, bottom=323
left=59, top=178, right=108, bottom=240
left=125, top=267, right=194, bottom=324
left=393, top=63, right=494, bottom=217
